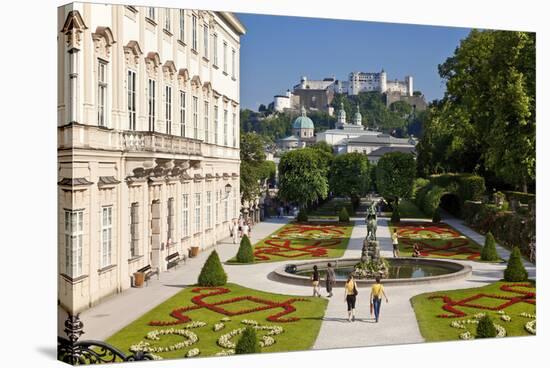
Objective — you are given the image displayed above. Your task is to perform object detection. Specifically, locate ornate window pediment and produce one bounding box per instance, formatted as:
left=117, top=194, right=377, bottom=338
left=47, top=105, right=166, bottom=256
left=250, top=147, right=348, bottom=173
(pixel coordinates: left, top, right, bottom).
left=123, top=40, right=142, bottom=69
left=202, top=81, right=212, bottom=97
left=92, top=26, right=116, bottom=60
left=61, top=10, right=88, bottom=50
left=145, top=52, right=161, bottom=78
left=162, top=60, right=177, bottom=82
left=190, top=75, right=202, bottom=91
left=178, top=68, right=190, bottom=89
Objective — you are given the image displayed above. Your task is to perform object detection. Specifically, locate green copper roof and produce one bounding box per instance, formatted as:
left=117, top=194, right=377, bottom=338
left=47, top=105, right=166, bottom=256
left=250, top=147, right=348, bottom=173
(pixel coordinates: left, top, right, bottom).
left=292, top=106, right=314, bottom=130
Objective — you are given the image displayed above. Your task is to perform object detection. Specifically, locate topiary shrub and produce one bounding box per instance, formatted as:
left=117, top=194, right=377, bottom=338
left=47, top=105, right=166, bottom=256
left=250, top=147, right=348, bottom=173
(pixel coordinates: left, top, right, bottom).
left=297, top=210, right=308, bottom=222
left=197, top=250, right=227, bottom=286
left=432, top=208, right=441, bottom=223
left=235, top=235, right=254, bottom=263
left=338, top=207, right=350, bottom=222
left=481, top=232, right=499, bottom=261
left=503, top=247, right=528, bottom=281
left=235, top=326, right=261, bottom=355
left=476, top=314, right=497, bottom=338
left=391, top=206, right=400, bottom=223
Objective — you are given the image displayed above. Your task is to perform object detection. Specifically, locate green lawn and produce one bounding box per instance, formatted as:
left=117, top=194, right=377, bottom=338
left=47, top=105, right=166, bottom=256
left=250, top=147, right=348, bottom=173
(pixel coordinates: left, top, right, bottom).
left=106, top=283, right=327, bottom=360
left=398, top=199, right=429, bottom=219
left=389, top=221, right=491, bottom=261
left=411, top=281, right=536, bottom=341
left=228, top=221, right=354, bottom=263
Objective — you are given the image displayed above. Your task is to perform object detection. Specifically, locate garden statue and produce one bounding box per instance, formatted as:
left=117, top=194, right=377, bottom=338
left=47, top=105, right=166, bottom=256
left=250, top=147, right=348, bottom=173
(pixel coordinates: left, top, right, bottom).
left=353, top=235, right=388, bottom=279
left=366, top=215, right=377, bottom=240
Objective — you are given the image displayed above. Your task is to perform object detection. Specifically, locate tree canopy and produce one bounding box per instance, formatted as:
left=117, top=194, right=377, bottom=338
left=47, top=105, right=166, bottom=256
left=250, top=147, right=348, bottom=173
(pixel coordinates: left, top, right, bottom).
left=240, top=132, right=276, bottom=202
left=376, top=152, right=416, bottom=203
left=329, top=153, right=370, bottom=203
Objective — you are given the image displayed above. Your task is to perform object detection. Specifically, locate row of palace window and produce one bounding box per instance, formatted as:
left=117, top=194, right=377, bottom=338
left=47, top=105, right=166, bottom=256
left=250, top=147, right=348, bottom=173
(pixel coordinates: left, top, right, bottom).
left=145, top=7, right=237, bottom=77
left=121, top=67, right=237, bottom=146
left=64, top=188, right=237, bottom=278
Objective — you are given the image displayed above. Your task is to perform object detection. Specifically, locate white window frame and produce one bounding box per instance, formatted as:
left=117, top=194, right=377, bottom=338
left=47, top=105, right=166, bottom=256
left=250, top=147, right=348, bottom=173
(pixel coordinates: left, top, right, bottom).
left=167, top=197, right=175, bottom=244
left=97, top=60, right=108, bottom=126
left=204, top=101, right=209, bottom=143
left=231, top=48, right=236, bottom=78
left=192, top=14, right=197, bottom=51
left=64, top=210, right=83, bottom=277
left=215, top=191, right=219, bottom=224
left=203, top=24, right=209, bottom=59
left=129, top=203, right=139, bottom=258
left=224, top=195, right=228, bottom=222
left=179, top=9, right=185, bottom=42
left=148, top=79, right=156, bottom=131
left=101, top=206, right=113, bottom=268
left=165, top=85, right=172, bottom=135
left=127, top=70, right=136, bottom=130
left=193, top=96, right=198, bottom=139
left=147, top=7, right=155, bottom=21
left=214, top=103, right=219, bottom=144
left=223, top=41, right=227, bottom=73
left=232, top=111, right=237, bottom=147
left=164, top=8, right=171, bottom=32
left=223, top=109, right=228, bottom=146
left=206, top=191, right=212, bottom=229
left=213, top=33, right=218, bottom=66
left=182, top=194, right=189, bottom=237
left=180, top=90, right=186, bottom=137
left=194, top=193, right=201, bottom=233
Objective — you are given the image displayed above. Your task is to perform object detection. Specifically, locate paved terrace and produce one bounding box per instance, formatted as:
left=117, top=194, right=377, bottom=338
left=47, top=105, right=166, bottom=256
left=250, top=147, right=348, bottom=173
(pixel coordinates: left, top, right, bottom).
left=61, top=214, right=535, bottom=350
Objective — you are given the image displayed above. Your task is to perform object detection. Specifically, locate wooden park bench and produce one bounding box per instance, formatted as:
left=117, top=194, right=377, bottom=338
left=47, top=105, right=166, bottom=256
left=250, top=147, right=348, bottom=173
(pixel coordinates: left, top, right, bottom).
left=166, top=251, right=187, bottom=270
left=137, top=264, right=159, bottom=286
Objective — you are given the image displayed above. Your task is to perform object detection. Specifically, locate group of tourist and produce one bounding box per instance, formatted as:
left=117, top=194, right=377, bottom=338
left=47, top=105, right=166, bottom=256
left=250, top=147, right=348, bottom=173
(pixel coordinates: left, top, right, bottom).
left=392, top=229, right=421, bottom=257
left=311, top=263, right=389, bottom=323
left=230, top=216, right=254, bottom=244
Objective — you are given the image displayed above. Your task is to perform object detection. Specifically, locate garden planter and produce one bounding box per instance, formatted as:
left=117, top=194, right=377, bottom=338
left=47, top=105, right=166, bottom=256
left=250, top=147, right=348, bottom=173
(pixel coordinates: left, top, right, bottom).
left=133, top=272, right=144, bottom=288
left=190, top=246, right=200, bottom=258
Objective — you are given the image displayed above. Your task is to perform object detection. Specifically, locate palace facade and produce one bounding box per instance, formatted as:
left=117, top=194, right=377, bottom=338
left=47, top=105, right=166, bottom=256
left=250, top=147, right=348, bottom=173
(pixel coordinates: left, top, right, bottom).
left=57, top=3, right=245, bottom=313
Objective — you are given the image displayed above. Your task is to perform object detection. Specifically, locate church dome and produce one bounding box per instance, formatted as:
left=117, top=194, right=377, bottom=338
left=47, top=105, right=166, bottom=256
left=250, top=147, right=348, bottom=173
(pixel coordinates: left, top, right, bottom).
left=293, top=106, right=314, bottom=130
left=353, top=104, right=362, bottom=125
left=337, top=102, right=346, bottom=122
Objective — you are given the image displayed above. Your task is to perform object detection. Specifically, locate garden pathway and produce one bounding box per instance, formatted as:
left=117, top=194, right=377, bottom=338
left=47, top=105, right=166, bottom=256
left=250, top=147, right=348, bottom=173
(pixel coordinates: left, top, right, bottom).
left=64, top=213, right=536, bottom=350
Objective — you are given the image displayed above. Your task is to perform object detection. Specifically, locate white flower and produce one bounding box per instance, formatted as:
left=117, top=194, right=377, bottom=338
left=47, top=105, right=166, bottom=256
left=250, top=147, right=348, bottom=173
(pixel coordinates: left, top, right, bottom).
left=215, top=349, right=235, bottom=356
left=459, top=331, right=473, bottom=340
left=525, top=320, right=536, bottom=334
left=214, top=323, right=225, bottom=332
left=494, top=324, right=507, bottom=338
left=500, top=315, right=511, bottom=322
left=520, top=312, right=536, bottom=319
left=186, top=348, right=200, bottom=357
left=221, top=317, right=231, bottom=322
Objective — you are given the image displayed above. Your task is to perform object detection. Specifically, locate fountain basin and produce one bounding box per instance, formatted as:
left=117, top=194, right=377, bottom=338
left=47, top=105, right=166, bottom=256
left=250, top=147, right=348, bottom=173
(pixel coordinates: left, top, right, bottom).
left=272, top=257, right=472, bottom=286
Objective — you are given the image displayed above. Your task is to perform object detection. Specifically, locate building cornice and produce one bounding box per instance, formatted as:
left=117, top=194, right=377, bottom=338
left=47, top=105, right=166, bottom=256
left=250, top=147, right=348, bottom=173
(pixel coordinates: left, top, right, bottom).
left=217, top=12, right=246, bottom=36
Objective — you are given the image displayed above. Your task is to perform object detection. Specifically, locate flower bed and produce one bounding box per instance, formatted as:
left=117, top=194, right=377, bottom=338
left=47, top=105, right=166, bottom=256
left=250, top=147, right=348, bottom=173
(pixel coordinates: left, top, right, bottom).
left=106, top=283, right=327, bottom=359
left=390, top=221, right=484, bottom=261
left=229, top=222, right=353, bottom=263
left=411, top=281, right=536, bottom=342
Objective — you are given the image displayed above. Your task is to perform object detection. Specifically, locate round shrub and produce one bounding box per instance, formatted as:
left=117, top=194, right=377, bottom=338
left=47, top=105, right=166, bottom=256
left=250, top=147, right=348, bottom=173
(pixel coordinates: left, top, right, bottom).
left=422, top=185, right=445, bottom=217
left=235, top=326, right=261, bottom=355
left=391, top=206, right=400, bottom=223
left=236, top=235, right=254, bottom=263
left=432, top=208, right=441, bottom=223
left=481, top=232, right=499, bottom=261
left=476, top=314, right=497, bottom=338
left=503, top=247, right=528, bottom=281
left=338, top=207, right=350, bottom=222
left=297, top=210, right=308, bottom=222
left=197, top=250, right=227, bottom=286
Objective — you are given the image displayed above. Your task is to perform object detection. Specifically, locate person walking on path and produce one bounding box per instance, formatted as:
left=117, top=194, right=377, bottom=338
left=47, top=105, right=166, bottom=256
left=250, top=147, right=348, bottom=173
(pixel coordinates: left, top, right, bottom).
left=230, top=219, right=239, bottom=244
left=242, top=221, right=250, bottom=238
left=392, top=229, right=400, bottom=257
left=325, top=263, right=335, bottom=297
left=311, top=265, right=321, bottom=297
left=370, top=276, right=389, bottom=323
left=344, top=274, right=358, bottom=322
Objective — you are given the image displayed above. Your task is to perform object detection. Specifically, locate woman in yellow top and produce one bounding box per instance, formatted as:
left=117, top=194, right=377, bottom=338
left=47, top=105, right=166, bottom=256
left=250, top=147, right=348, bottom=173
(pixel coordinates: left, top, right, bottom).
left=344, top=274, right=358, bottom=322
left=370, top=276, right=389, bottom=323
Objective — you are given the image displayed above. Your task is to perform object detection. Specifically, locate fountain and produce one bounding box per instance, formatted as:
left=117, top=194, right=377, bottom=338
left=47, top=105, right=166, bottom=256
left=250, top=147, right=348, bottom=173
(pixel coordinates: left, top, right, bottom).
left=353, top=202, right=388, bottom=279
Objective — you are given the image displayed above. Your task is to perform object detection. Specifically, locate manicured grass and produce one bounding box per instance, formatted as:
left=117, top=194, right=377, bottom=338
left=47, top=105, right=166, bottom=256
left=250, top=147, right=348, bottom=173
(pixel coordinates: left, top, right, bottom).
left=106, top=283, right=327, bottom=360
left=411, top=281, right=536, bottom=342
left=228, top=221, right=354, bottom=263
left=389, top=221, right=491, bottom=261
left=398, top=199, right=430, bottom=219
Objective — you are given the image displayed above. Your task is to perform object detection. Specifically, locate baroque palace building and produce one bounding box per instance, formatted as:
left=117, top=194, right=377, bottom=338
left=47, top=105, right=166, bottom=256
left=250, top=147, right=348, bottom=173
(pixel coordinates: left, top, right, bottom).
left=57, top=3, right=245, bottom=313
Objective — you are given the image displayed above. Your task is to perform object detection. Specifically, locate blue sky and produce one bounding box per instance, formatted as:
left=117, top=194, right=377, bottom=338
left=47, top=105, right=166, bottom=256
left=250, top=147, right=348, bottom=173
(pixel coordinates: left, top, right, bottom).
left=237, top=13, right=472, bottom=110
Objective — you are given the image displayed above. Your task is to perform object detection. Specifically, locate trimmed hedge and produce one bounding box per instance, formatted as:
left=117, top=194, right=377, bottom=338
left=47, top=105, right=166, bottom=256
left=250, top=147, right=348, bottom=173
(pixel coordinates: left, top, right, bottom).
left=391, top=206, right=401, bottom=223
left=432, top=209, right=441, bottom=223
left=502, top=191, right=535, bottom=205
left=480, top=232, right=499, bottom=261
left=236, top=235, right=254, bottom=263
left=463, top=200, right=535, bottom=258
left=476, top=314, right=497, bottom=338
left=339, top=207, right=350, bottom=222
left=504, top=247, right=528, bottom=282
left=197, top=250, right=227, bottom=286
left=235, top=326, right=261, bottom=354
left=412, top=178, right=430, bottom=199
left=297, top=210, right=308, bottom=222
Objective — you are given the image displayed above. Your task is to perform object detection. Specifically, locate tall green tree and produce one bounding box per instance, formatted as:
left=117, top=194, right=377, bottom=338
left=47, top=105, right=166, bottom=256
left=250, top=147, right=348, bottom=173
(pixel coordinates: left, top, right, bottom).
left=376, top=152, right=416, bottom=205
left=329, top=153, right=370, bottom=210
left=278, top=148, right=329, bottom=208
left=240, top=132, right=275, bottom=203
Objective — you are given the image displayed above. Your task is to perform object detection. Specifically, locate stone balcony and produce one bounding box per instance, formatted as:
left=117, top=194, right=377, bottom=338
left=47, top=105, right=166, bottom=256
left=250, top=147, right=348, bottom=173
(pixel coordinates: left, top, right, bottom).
left=58, top=123, right=239, bottom=159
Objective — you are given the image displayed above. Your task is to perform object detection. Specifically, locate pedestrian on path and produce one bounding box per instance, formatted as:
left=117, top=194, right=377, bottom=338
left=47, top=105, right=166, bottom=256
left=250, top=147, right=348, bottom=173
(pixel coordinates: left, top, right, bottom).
left=230, top=219, right=239, bottom=244
left=311, top=265, right=321, bottom=297
left=242, top=221, right=250, bottom=238
left=325, top=263, right=335, bottom=297
left=370, top=276, right=389, bottom=323
left=344, top=274, right=358, bottom=322
left=392, top=229, right=400, bottom=257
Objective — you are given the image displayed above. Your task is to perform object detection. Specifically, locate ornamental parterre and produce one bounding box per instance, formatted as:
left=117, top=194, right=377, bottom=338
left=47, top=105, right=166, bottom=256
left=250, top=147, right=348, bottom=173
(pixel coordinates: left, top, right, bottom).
left=429, top=284, right=536, bottom=318
left=149, top=287, right=309, bottom=326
